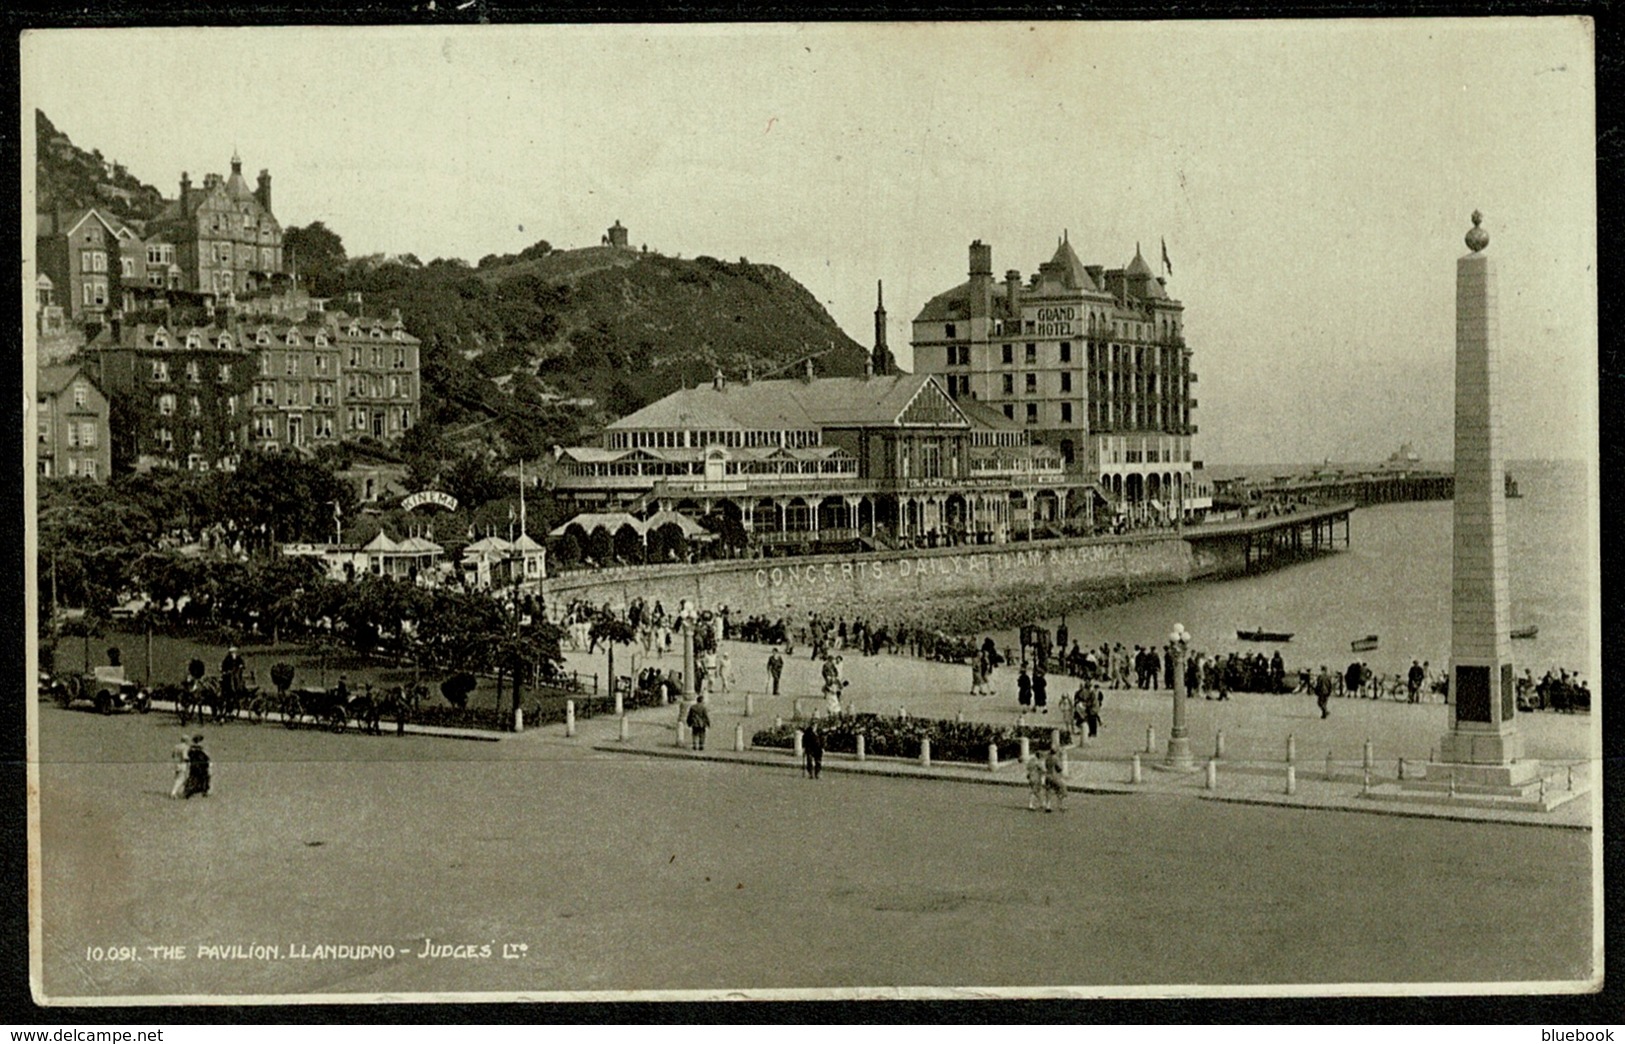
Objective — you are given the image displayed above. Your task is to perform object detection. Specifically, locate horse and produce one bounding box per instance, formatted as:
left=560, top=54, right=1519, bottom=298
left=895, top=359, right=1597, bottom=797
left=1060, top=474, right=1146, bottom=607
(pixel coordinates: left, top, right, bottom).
left=347, top=685, right=383, bottom=736
left=176, top=677, right=216, bottom=725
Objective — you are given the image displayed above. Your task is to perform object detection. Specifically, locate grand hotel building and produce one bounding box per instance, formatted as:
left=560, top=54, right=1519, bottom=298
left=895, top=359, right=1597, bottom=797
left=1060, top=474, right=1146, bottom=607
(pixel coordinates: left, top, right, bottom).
left=912, top=236, right=1197, bottom=515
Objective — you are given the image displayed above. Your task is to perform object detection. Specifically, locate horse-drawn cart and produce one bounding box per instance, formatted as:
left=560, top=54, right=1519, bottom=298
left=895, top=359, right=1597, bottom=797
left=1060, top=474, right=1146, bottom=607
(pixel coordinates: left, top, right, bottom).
left=281, top=686, right=350, bottom=732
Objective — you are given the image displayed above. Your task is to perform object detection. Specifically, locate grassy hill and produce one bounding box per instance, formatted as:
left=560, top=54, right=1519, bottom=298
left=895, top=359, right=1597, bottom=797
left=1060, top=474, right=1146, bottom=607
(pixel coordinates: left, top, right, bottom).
left=35, top=110, right=167, bottom=225
left=335, top=245, right=875, bottom=459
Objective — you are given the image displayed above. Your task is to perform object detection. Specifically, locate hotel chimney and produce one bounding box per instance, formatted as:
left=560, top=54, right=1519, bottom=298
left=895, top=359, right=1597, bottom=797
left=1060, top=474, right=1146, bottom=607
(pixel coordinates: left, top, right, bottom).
left=968, top=240, right=994, bottom=319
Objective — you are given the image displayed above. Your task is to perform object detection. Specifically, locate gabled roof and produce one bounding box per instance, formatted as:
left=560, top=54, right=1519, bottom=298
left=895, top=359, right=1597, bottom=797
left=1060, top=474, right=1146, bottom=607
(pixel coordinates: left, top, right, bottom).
left=956, top=396, right=1025, bottom=433
left=38, top=365, right=96, bottom=398
left=44, top=207, right=128, bottom=241
left=608, top=373, right=963, bottom=434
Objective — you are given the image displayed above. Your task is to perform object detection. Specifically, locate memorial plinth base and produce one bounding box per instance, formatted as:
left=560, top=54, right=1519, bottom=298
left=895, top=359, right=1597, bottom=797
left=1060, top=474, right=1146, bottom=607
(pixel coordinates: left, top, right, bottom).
left=1363, top=757, right=1584, bottom=813
left=1437, top=728, right=1526, bottom=769
left=1154, top=735, right=1199, bottom=774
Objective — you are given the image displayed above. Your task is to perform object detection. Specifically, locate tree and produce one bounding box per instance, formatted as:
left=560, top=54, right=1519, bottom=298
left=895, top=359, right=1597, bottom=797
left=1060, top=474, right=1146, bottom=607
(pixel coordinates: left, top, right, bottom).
left=283, top=221, right=347, bottom=295
left=225, top=452, right=356, bottom=547
left=442, top=453, right=510, bottom=511
left=588, top=615, right=636, bottom=696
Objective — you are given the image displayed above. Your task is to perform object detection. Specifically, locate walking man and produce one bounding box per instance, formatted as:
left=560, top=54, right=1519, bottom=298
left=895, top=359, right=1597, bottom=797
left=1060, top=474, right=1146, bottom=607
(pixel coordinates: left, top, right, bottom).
left=803, top=722, right=824, bottom=779
left=686, top=696, right=710, bottom=751
left=767, top=648, right=784, bottom=695
left=1315, top=666, right=1333, bottom=719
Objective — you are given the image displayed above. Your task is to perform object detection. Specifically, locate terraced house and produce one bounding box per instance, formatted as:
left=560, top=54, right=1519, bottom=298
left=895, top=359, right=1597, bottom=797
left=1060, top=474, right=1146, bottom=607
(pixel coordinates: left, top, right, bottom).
left=87, top=321, right=254, bottom=472
left=85, top=303, right=421, bottom=472
left=36, top=365, right=111, bottom=481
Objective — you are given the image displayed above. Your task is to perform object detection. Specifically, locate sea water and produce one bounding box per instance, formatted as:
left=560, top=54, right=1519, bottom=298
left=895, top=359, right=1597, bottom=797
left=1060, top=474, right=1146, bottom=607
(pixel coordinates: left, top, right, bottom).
left=998, top=459, right=1596, bottom=683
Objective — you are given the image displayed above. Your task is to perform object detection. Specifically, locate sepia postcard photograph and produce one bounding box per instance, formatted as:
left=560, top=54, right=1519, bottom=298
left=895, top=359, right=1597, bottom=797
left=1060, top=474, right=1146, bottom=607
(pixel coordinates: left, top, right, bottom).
left=20, top=18, right=1602, bottom=1005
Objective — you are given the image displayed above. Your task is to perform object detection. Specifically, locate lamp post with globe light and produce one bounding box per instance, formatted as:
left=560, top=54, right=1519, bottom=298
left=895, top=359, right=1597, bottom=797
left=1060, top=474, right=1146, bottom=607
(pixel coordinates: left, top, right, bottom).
left=678, top=598, right=699, bottom=696
left=1164, top=623, right=1195, bottom=770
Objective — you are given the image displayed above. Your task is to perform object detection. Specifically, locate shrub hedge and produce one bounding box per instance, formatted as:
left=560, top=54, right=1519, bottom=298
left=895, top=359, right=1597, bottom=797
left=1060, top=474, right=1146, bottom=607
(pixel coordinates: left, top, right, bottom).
left=750, top=712, right=1069, bottom=765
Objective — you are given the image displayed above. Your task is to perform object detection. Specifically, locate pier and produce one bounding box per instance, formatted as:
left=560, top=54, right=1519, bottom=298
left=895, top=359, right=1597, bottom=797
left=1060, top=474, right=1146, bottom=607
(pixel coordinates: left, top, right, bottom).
left=1185, top=500, right=1354, bottom=576
left=1221, top=469, right=1453, bottom=508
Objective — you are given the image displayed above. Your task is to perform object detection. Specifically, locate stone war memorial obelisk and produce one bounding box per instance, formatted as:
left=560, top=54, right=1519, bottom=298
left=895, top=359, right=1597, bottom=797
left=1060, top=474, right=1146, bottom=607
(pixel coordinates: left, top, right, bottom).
left=1376, top=212, right=1574, bottom=811
left=1423, top=207, right=1547, bottom=796
left=1432, top=211, right=1536, bottom=788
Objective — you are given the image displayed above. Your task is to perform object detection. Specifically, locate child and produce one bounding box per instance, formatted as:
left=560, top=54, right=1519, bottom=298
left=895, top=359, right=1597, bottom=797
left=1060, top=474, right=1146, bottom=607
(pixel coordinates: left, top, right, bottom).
left=1026, top=754, right=1050, bottom=812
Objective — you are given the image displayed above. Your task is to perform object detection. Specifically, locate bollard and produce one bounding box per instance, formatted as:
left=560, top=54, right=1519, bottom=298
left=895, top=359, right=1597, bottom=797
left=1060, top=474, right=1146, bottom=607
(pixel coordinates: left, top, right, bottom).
left=1214, top=729, right=1226, bottom=759
left=1568, top=765, right=1574, bottom=791
left=734, top=723, right=745, bottom=753
left=775, top=715, right=783, bottom=729
left=1398, top=758, right=1406, bottom=781
left=1286, top=733, right=1296, bottom=764
left=1051, top=729, right=1062, bottom=753
left=565, top=699, right=576, bottom=738
left=1285, top=764, right=1297, bottom=795
left=1326, top=751, right=1335, bottom=781
left=1362, top=769, right=1371, bottom=795
left=1017, top=713, right=1026, bottom=729
left=856, top=733, right=866, bottom=762
left=793, top=729, right=804, bottom=758
left=514, top=707, right=524, bottom=733
left=676, top=720, right=688, bottom=748
left=1362, top=738, right=1374, bottom=770
left=988, top=743, right=999, bottom=772
left=1019, top=737, right=1031, bottom=763
left=1146, top=725, right=1156, bottom=754
left=920, top=736, right=932, bottom=768
left=1449, top=769, right=1458, bottom=798
left=744, top=692, right=754, bottom=718
left=1205, top=758, right=1217, bottom=791
left=614, top=691, right=624, bottom=717
left=1131, top=752, right=1143, bottom=784
left=1539, top=775, right=1547, bottom=802
left=900, top=705, right=908, bottom=720
left=1060, top=748, right=1069, bottom=775
left=956, top=710, right=965, bottom=723
left=618, top=714, right=630, bottom=741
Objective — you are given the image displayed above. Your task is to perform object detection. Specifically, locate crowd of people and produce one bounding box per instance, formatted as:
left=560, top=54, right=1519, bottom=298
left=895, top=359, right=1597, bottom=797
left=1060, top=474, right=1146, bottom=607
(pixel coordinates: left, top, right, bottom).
left=555, top=595, right=1592, bottom=725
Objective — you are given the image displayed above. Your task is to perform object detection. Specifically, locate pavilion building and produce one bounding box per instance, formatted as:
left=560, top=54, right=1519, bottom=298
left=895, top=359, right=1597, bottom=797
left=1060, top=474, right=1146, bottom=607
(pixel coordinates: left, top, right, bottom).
left=553, top=366, right=1090, bottom=549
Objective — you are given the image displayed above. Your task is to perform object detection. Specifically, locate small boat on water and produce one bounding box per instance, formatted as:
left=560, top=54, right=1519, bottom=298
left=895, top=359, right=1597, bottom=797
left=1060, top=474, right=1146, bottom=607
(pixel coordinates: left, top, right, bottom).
left=1511, top=625, right=1539, bottom=640
left=1238, top=628, right=1293, bottom=643
left=1350, top=634, right=1380, bottom=653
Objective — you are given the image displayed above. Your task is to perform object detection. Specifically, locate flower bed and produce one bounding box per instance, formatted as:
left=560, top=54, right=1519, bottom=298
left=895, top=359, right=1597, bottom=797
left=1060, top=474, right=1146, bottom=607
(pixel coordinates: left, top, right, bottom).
left=750, top=713, right=1069, bottom=765
left=408, top=684, right=671, bottom=732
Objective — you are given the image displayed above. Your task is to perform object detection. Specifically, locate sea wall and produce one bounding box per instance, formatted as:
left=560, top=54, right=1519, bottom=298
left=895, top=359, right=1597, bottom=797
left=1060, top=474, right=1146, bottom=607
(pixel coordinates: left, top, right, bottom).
left=542, top=534, right=1193, bottom=621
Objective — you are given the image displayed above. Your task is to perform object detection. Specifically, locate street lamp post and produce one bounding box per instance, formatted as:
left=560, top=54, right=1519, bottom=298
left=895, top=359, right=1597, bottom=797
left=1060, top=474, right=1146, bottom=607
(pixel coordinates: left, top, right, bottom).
left=678, top=598, right=699, bottom=696
left=1164, top=623, right=1195, bottom=770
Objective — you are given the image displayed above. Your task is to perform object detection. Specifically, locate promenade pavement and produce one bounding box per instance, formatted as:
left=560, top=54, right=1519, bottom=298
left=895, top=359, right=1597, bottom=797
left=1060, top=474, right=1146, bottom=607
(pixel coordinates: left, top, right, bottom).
left=540, top=637, right=1596, bottom=831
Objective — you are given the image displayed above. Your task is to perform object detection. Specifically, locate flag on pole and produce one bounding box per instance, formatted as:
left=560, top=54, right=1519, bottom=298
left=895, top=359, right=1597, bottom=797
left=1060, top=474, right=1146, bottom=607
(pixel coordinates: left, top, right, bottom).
left=1161, top=238, right=1173, bottom=276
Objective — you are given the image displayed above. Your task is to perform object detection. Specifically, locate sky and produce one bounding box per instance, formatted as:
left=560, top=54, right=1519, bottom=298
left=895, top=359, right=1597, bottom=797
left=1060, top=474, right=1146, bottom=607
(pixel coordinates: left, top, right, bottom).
left=21, top=20, right=1598, bottom=465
